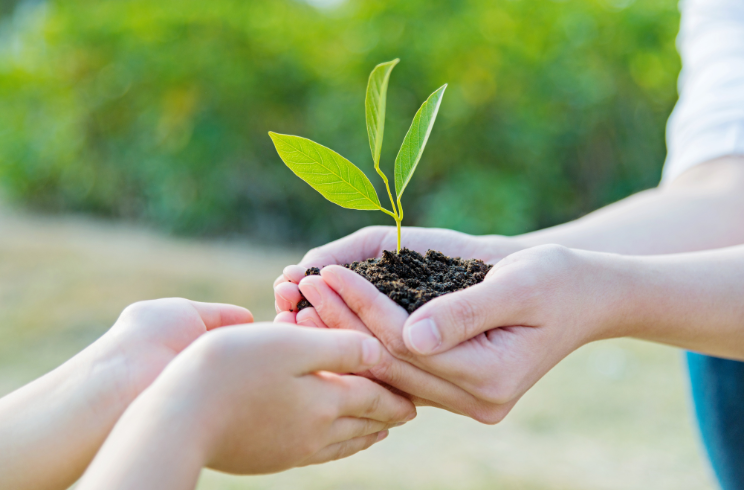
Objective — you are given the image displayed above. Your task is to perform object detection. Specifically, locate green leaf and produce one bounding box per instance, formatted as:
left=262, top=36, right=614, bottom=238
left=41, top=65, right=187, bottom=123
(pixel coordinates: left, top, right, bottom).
left=394, top=84, right=447, bottom=200
left=269, top=132, right=382, bottom=211
left=365, top=58, right=399, bottom=169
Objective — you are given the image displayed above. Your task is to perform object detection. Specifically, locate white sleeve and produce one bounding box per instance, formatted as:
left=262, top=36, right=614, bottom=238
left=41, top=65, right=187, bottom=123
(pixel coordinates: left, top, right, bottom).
left=662, top=0, right=744, bottom=183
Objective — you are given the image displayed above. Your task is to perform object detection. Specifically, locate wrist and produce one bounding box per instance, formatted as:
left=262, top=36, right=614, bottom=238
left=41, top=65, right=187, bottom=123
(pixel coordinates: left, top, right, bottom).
left=78, top=388, right=207, bottom=490
left=577, top=251, right=647, bottom=343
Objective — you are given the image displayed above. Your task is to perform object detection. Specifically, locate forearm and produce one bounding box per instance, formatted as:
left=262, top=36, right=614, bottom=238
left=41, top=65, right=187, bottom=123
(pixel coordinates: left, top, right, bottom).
left=0, top=342, right=134, bottom=490
left=602, top=246, right=744, bottom=360
left=77, top=391, right=205, bottom=490
left=515, top=157, right=744, bottom=255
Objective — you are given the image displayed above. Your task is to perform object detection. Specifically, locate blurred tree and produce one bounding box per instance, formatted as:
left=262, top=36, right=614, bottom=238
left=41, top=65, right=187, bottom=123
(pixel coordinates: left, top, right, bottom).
left=0, top=0, right=680, bottom=245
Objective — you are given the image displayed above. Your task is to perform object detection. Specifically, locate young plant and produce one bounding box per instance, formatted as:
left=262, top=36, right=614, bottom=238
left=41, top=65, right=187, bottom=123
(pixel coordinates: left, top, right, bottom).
left=268, top=59, right=446, bottom=253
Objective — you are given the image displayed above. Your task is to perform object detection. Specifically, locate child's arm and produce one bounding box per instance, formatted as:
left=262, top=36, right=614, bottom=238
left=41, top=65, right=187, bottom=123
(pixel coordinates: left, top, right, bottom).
left=76, top=324, right=416, bottom=489
left=0, top=298, right=253, bottom=490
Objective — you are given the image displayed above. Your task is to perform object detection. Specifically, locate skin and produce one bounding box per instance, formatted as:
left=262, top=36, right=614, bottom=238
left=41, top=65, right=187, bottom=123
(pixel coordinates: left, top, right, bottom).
left=77, top=324, right=416, bottom=490
left=0, top=298, right=254, bottom=490
left=274, top=156, right=744, bottom=423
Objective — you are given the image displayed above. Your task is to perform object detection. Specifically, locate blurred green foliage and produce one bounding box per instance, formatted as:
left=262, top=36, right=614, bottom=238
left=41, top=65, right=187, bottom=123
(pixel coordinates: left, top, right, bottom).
left=0, top=0, right=680, bottom=244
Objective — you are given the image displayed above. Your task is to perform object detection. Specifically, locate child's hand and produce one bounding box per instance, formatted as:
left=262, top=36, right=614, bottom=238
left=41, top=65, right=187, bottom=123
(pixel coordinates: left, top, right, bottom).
left=77, top=324, right=416, bottom=489
left=0, top=298, right=253, bottom=490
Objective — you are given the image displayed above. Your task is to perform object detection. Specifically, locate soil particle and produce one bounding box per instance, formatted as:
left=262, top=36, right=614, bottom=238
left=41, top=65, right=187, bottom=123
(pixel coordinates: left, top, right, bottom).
left=296, top=248, right=492, bottom=314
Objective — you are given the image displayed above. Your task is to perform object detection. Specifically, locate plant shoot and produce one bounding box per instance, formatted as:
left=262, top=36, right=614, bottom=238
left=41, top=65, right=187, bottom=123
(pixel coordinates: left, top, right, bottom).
left=269, top=59, right=446, bottom=252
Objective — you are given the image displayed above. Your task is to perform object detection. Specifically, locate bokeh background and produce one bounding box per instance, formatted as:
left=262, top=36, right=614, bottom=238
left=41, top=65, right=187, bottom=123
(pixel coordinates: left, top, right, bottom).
left=0, top=0, right=715, bottom=488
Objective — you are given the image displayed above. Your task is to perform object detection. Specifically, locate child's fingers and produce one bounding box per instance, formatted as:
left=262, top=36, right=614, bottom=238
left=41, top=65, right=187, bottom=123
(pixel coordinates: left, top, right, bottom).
left=296, top=307, right=329, bottom=329
left=334, top=375, right=416, bottom=423
left=301, top=432, right=385, bottom=466
left=275, top=282, right=302, bottom=312
left=273, top=274, right=286, bottom=288
left=288, top=328, right=382, bottom=374
left=327, top=417, right=394, bottom=444
left=188, top=301, right=254, bottom=330
left=274, top=311, right=297, bottom=324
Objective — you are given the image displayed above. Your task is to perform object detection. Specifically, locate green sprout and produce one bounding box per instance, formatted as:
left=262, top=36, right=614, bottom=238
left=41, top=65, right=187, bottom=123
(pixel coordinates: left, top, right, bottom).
left=269, top=59, right=446, bottom=253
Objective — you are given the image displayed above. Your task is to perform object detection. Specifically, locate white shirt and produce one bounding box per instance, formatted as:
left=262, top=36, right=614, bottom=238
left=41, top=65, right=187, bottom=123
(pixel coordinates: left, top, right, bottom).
left=663, top=0, right=744, bottom=183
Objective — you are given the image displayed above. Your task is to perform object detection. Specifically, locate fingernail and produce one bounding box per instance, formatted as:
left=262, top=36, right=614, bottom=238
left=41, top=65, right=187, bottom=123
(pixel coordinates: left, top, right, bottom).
left=404, top=412, right=416, bottom=422
left=405, top=319, right=441, bottom=355
left=299, top=282, right=320, bottom=306
left=362, top=338, right=382, bottom=366
left=376, top=430, right=389, bottom=442
left=321, top=268, right=343, bottom=293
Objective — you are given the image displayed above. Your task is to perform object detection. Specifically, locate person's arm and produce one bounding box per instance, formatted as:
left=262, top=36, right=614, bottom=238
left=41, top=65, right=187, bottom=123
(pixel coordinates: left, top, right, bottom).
left=297, top=244, right=744, bottom=424
left=76, top=324, right=416, bottom=489
left=0, top=298, right=253, bottom=490
left=516, top=156, right=744, bottom=254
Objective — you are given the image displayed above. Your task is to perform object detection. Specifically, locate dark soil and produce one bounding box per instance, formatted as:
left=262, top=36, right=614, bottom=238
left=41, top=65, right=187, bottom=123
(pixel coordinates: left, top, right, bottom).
left=296, top=248, right=492, bottom=314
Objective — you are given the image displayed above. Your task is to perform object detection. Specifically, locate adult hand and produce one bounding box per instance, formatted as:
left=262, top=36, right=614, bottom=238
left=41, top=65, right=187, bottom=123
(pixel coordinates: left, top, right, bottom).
left=273, top=225, right=524, bottom=325
left=77, top=324, right=416, bottom=489
left=0, top=298, right=253, bottom=490
left=291, top=245, right=631, bottom=424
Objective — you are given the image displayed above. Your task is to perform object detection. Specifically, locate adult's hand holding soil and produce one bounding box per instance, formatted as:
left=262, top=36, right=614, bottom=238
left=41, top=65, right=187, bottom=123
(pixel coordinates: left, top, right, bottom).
left=273, top=225, right=525, bottom=323
left=288, top=245, right=631, bottom=424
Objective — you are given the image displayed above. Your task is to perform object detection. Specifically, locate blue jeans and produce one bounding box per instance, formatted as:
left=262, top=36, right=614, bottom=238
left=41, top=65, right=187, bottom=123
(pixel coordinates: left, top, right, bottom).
left=688, top=352, right=744, bottom=490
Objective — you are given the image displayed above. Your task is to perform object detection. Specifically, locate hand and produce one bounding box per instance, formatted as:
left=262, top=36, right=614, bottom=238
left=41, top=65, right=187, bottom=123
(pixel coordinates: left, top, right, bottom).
left=273, top=225, right=524, bottom=324
left=0, top=298, right=253, bottom=490
left=291, top=245, right=631, bottom=423
left=77, top=324, right=417, bottom=489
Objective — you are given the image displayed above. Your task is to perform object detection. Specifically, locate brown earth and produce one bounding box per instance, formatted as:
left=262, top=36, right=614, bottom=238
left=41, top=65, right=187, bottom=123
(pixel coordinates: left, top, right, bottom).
left=297, top=248, right=492, bottom=313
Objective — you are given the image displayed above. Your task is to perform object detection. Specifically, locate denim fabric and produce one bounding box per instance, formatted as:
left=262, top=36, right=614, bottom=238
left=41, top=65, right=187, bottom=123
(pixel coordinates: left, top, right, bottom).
left=687, top=352, right=744, bottom=490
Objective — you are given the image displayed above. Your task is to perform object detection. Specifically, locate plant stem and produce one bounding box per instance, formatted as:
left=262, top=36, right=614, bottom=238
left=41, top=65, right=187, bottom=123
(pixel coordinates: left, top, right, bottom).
left=396, top=196, right=404, bottom=253
left=395, top=217, right=402, bottom=253
left=375, top=167, right=399, bottom=219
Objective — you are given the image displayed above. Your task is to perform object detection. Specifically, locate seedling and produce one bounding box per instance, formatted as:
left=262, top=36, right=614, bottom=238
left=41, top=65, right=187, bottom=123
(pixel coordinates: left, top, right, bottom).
left=269, top=59, right=446, bottom=253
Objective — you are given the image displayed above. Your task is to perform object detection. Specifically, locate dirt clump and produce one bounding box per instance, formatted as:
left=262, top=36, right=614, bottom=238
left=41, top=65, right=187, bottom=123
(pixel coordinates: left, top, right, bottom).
left=296, top=248, right=492, bottom=314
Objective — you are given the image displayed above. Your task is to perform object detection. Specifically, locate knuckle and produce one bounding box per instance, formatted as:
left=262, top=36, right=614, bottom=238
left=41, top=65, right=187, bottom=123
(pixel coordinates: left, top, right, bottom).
left=443, top=296, right=479, bottom=339
left=363, top=392, right=383, bottom=418
left=368, top=356, right=401, bottom=388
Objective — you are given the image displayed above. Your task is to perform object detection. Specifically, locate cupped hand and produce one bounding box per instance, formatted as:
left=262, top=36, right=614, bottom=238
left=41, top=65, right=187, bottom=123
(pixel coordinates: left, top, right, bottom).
left=0, top=298, right=253, bottom=490
left=289, top=245, right=629, bottom=424
left=98, top=298, right=254, bottom=404
left=273, top=225, right=524, bottom=324
left=78, top=324, right=416, bottom=488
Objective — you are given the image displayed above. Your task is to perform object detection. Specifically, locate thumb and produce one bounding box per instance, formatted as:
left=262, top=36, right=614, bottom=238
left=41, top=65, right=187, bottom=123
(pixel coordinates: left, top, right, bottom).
left=283, top=326, right=383, bottom=374
left=402, top=276, right=520, bottom=355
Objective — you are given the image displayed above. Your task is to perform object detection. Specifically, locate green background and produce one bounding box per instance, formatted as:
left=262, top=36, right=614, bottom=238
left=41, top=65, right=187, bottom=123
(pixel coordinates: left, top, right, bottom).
left=0, top=0, right=680, bottom=244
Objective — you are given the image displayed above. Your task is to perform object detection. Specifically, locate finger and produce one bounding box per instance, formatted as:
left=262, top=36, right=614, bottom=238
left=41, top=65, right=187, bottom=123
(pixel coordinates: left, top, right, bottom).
left=334, top=375, right=416, bottom=422
left=273, top=274, right=286, bottom=288
left=319, top=266, right=412, bottom=360
left=301, top=276, right=489, bottom=413
left=284, top=327, right=383, bottom=374
left=402, top=275, right=525, bottom=355
left=299, top=226, right=397, bottom=268
left=283, top=265, right=307, bottom=284
left=301, top=432, right=385, bottom=466
left=188, top=300, right=254, bottom=330
left=298, top=275, right=374, bottom=335
left=328, top=418, right=395, bottom=444
left=296, top=307, right=329, bottom=329
left=275, top=282, right=302, bottom=312
left=274, top=311, right=297, bottom=324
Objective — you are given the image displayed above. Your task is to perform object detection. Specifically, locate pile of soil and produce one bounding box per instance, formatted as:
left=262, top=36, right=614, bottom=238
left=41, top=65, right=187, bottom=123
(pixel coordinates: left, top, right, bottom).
left=296, top=248, right=492, bottom=314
